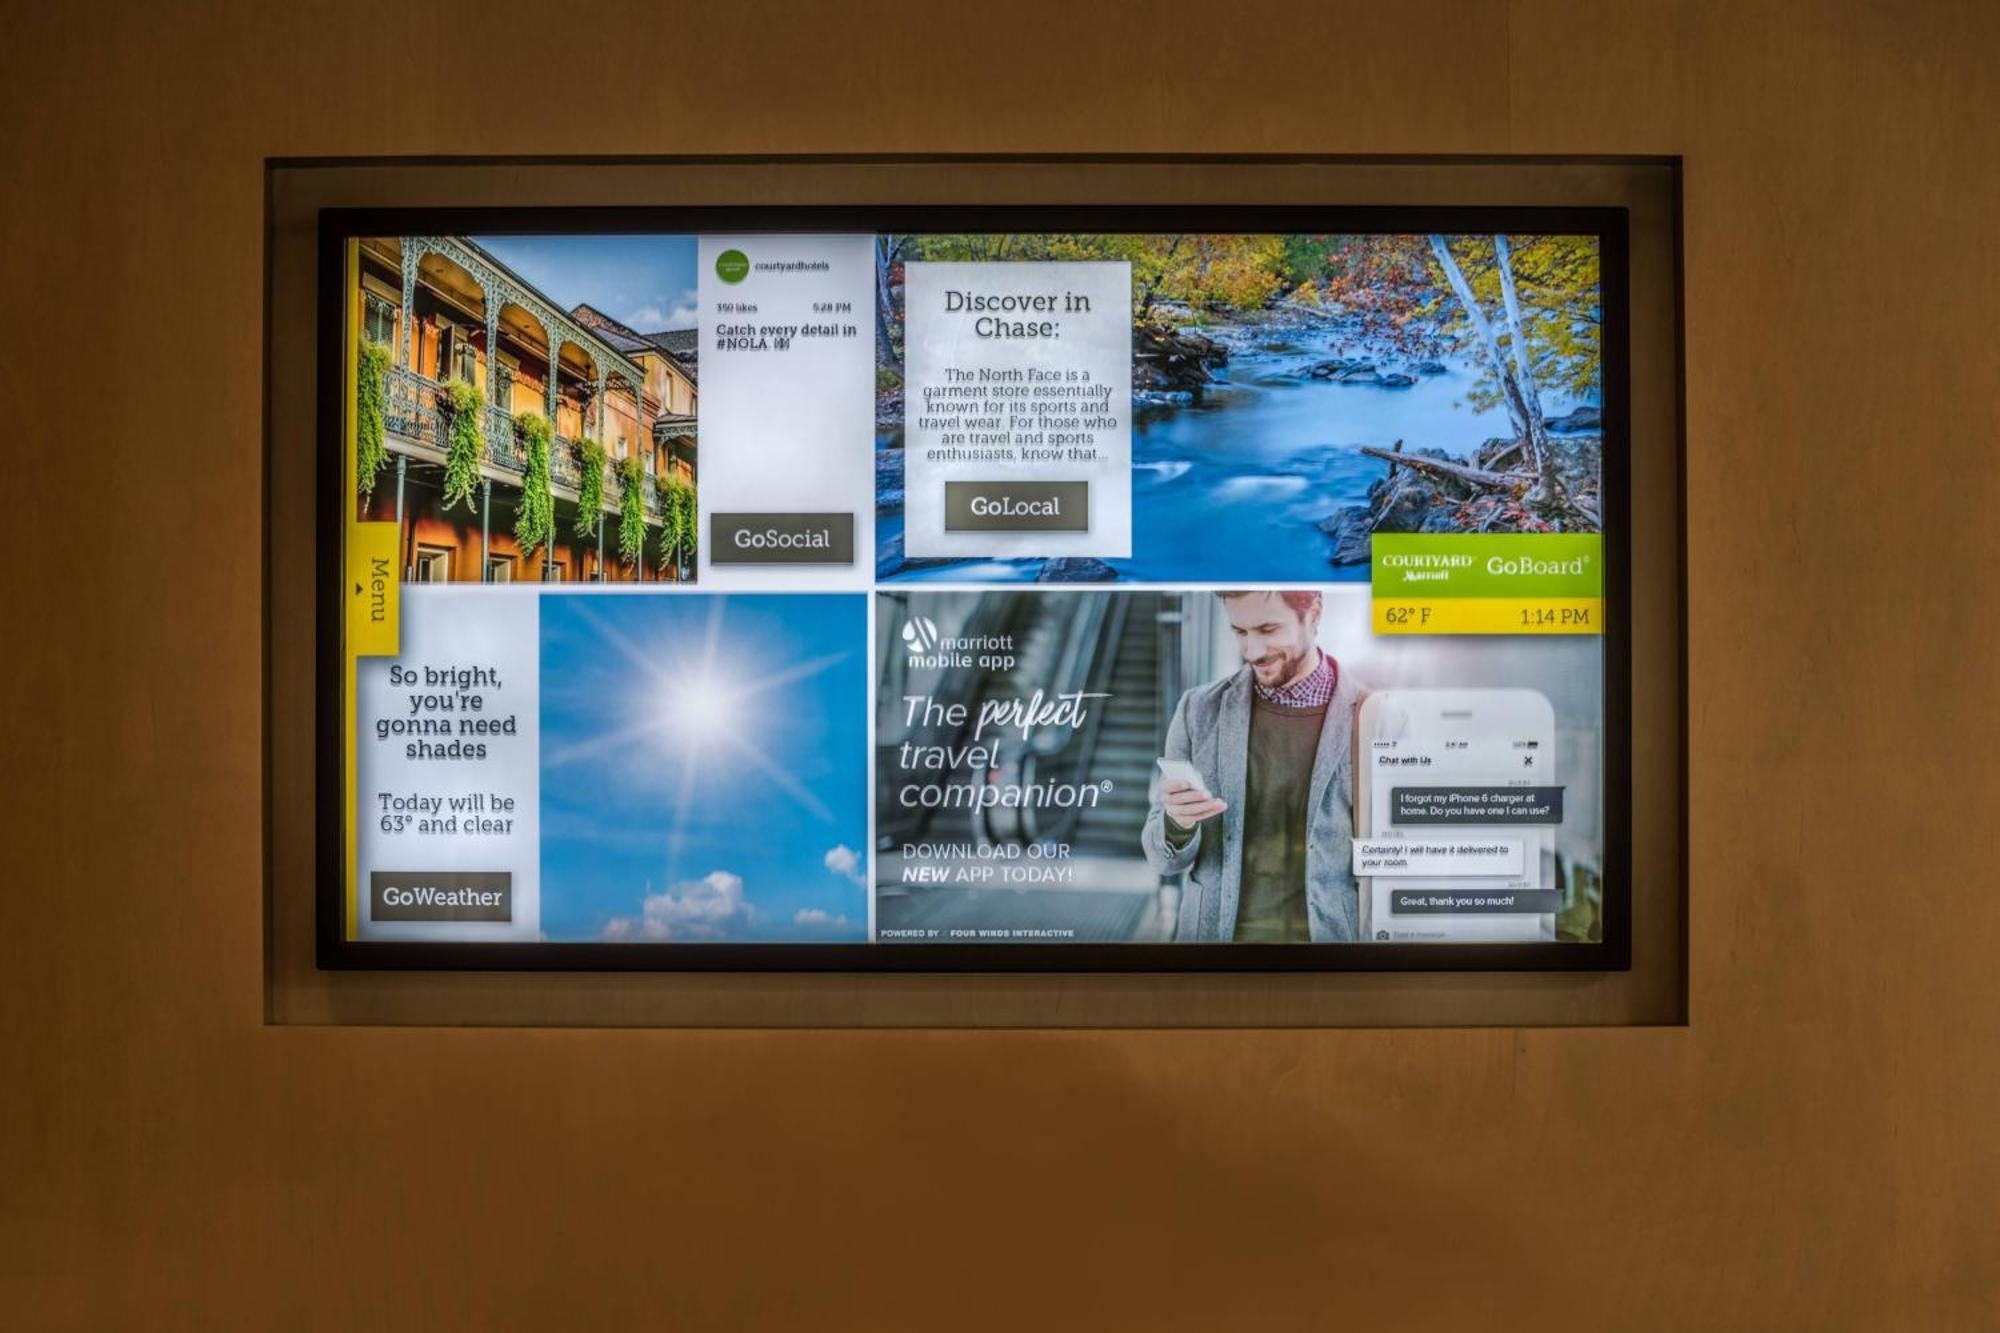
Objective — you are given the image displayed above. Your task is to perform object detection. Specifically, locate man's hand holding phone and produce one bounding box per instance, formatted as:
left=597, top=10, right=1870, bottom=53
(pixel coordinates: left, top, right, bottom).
left=1157, top=758, right=1227, bottom=833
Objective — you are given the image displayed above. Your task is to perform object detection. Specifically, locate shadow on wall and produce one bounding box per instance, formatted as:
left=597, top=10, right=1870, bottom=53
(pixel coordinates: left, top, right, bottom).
left=322, top=1027, right=1556, bottom=1331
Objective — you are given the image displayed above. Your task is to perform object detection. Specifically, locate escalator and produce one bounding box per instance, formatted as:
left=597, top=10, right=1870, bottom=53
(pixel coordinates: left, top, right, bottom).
left=1066, top=594, right=1164, bottom=857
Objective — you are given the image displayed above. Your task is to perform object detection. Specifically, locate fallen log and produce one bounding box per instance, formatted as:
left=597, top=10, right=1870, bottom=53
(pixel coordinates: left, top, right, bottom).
left=1359, top=446, right=1532, bottom=491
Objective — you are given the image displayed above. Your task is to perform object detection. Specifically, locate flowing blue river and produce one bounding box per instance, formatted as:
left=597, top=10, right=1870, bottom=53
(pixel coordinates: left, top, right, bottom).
left=876, top=340, right=1590, bottom=584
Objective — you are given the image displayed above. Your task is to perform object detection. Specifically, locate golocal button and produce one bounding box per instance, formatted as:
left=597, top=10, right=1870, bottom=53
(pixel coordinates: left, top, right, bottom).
left=709, top=512, right=855, bottom=564
left=943, top=481, right=1090, bottom=532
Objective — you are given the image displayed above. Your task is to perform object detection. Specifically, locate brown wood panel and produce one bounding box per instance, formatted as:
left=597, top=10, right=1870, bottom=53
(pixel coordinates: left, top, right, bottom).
left=3, top=2, right=1996, bottom=1330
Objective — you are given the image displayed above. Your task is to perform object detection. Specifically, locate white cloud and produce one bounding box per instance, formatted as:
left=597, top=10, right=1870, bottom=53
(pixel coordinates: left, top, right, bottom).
left=793, top=908, right=851, bottom=928
left=623, top=296, right=698, bottom=332
left=602, top=870, right=757, bottom=941
left=824, top=844, right=866, bottom=886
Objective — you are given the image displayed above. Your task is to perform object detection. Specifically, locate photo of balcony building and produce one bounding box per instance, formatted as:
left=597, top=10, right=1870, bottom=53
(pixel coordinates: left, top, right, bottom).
left=352, top=235, right=700, bottom=583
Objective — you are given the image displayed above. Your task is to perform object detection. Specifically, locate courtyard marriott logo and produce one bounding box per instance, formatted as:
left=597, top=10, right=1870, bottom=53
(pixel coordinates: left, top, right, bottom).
left=1369, top=532, right=1605, bottom=636
left=1371, top=533, right=1603, bottom=598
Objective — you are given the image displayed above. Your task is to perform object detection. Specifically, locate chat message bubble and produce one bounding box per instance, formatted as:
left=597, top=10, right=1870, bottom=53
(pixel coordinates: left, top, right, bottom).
left=1352, top=837, right=1526, bottom=878
left=1389, top=889, right=1563, bottom=915
left=1390, top=786, right=1564, bottom=825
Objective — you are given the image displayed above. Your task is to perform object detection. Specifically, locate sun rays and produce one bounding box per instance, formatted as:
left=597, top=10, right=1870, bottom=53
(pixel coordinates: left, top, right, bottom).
left=540, top=596, right=850, bottom=885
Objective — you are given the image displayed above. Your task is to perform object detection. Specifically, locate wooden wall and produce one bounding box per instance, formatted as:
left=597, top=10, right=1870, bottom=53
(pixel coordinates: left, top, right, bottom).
left=3, top=1, right=1995, bottom=1328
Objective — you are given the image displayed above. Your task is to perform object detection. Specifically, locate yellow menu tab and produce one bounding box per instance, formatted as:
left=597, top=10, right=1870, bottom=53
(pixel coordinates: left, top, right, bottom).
left=346, top=521, right=400, bottom=657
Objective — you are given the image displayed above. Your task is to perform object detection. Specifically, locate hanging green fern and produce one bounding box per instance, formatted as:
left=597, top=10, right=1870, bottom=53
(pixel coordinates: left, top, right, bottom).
left=356, top=341, right=390, bottom=503
left=679, top=481, right=698, bottom=570
left=573, top=437, right=606, bottom=536
left=677, top=476, right=699, bottom=578
left=437, top=380, right=486, bottom=512
left=617, top=454, right=647, bottom=566
left=656, top=474, right=693, bottom=578
left=676, top=476, right=696, bottom=576
left=513, top=412, right=554, bottom=556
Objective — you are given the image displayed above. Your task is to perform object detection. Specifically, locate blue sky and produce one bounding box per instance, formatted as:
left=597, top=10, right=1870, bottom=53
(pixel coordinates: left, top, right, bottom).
left=472, top=234, right=700, bottom=332
left=537, top=594, right=869, bottom=943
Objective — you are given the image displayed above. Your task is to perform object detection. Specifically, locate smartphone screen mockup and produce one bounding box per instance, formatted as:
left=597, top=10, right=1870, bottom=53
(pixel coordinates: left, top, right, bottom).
left=1356, top=689, right=1560, bottom=943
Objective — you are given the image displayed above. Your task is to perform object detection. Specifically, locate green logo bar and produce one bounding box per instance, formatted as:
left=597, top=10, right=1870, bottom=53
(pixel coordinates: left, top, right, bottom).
left=715, top=249, right=750, bottom=284
left=1371, top=533, right=1603, bottom=598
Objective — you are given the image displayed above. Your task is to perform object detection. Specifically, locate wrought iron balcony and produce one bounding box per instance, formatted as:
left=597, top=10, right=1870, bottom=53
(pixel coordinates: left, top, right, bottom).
left=485, top=404, right=523, bottom=472
left=382, top=365, right=658, bottom=518
left=382, top=364, right=445, bottom=450
left=552, top=434, right=586, bottom=491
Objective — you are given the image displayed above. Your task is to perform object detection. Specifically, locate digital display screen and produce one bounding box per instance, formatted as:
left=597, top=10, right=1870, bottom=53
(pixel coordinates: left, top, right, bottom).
left=322, top=210, right=1627, bottom=968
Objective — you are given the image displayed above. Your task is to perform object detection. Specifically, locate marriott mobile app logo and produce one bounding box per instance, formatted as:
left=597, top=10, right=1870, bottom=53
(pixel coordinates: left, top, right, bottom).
left=902, top=616, right=941, bottom=657
left=901, top=617, right=1017, bottom=672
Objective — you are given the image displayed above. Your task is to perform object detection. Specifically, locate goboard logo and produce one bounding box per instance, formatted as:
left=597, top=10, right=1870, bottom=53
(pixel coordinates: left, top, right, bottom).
left=902, top=616, right=941, bottom=656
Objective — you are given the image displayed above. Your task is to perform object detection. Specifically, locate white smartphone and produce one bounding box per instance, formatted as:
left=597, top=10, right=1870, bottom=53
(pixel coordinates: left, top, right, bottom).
left=1355, top=689, right=1558, bottom=943
left=1155, top=757, right=1211, bottom=796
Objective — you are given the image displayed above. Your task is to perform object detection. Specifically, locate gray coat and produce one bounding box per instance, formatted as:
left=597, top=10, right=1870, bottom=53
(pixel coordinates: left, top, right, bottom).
left=1141, top=664, right=1362, bottom=943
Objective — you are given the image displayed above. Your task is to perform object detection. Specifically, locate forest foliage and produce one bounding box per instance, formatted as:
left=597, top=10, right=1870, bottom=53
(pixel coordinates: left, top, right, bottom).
left=880, top=231, right=1600, bottom=420
left=1304, top=233, right=1601, bottom=407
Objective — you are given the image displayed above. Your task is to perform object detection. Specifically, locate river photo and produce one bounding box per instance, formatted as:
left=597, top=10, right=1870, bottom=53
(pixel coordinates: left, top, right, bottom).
left=873, top=232, right=1605, bottom=584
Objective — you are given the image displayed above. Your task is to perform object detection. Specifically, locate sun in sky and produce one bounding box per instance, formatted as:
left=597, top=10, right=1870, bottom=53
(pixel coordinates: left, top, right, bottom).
left=537, top=594, right=869, bottom=941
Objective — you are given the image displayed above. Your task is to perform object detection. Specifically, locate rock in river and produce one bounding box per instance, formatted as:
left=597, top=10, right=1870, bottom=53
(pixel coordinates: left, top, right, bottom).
left=1037, top=557, right=1119, bottom=583
left=1545, top=405, right=1602, bottom=434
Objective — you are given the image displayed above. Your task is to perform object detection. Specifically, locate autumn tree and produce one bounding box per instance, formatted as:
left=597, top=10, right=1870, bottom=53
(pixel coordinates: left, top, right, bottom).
left=1060, top=234, right=1286, bottom=319
left=1428, top=236, right=1556, bottom=505
left=875, top=233, right=911, bottom=370
left=900, top=233, right=1287, bottom=327
left=1315, top=232, right=1601, bottom=516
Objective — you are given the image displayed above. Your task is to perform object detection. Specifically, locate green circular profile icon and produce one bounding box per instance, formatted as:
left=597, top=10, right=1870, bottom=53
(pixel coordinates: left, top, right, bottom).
left=715, top=249, right=750, bottom=284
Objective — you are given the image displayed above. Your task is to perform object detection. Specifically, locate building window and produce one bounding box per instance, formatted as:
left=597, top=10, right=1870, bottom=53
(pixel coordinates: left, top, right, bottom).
left=363, top=292, right=396, bottom=347
left=486, top=555, right=513, bottom=584
left=414, top=546, right=451, bottom=583
left=433, top=324, right=477, bottom=386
